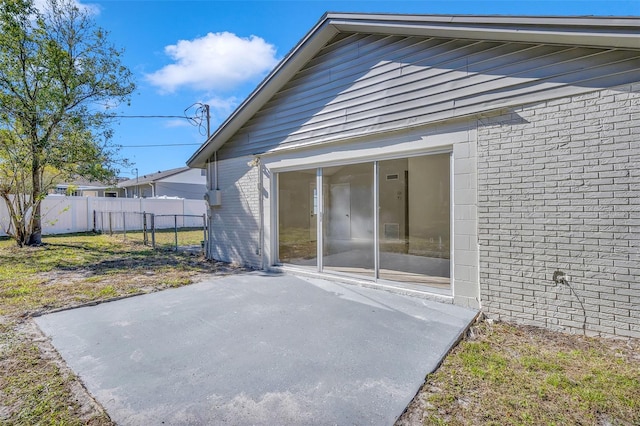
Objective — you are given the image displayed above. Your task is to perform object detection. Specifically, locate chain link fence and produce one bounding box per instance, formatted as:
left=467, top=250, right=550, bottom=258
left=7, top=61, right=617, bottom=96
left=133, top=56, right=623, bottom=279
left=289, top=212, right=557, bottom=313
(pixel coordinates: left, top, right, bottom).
left=93, top=210, right=207, bottom=252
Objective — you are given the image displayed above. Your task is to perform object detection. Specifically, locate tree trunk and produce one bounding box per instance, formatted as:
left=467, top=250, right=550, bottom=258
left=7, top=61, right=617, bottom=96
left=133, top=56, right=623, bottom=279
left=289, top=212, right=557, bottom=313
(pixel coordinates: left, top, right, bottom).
left=27, top=201, right=42, bottom=245
left=27, top=148, right=43, bottom=246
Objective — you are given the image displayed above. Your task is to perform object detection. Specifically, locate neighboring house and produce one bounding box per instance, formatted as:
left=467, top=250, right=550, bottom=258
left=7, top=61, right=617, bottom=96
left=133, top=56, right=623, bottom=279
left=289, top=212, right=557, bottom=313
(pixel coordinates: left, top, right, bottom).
left=50, top=177, right=119, bottom=197
left=187, top=13, right=640, bottom=339
left=117, top=166, right=206, bottom=200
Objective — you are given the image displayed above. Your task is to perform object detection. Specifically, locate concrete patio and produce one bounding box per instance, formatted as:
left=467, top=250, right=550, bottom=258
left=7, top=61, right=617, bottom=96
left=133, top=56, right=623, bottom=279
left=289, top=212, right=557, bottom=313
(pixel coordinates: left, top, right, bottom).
left=35, top=272, right=477, bottom=425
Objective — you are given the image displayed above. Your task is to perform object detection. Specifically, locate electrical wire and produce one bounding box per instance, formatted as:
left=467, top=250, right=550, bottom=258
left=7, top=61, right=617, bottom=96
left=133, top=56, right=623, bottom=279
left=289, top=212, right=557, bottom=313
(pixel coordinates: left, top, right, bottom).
left=94, top=109, right=208, bottom=147
left=184, top=103, right=211, bottom=137
left=111, top=115, right=197, bottom=119
left=69, top=114, right=198, bottom=120
left=118, top=143, right=201, bottom=147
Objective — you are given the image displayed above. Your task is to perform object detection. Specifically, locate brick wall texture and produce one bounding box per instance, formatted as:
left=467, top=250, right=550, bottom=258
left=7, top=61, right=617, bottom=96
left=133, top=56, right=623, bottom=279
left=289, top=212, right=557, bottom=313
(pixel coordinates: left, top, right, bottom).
left=209, top=155, right=262, bottom=268
left=477, top=84, right=640, bottom=338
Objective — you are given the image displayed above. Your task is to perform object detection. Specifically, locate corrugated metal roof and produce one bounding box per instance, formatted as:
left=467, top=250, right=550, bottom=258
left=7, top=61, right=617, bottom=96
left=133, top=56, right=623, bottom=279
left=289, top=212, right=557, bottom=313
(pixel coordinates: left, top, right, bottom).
left=187, top=13, right=640, bottom=169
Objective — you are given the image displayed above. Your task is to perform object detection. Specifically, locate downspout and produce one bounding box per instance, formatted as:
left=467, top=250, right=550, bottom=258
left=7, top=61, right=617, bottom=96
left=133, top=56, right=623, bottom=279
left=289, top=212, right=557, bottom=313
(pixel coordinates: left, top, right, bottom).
left=149, top=183, right=155, bottom=198
left=203, top=103, right=218, bottom=191
left=206, top=158, right=213, bottom=259
left=215, top=151, right=219, bottom=190
left=206, top=159, right=211, bottom=191
left=205, top=106, right=216, bottom=259
left=255, top=155, right=264, bottom=269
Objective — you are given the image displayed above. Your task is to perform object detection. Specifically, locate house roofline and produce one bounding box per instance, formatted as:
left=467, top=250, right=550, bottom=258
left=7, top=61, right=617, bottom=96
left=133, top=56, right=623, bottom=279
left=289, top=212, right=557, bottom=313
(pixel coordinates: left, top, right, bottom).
left=327, top=13, right=640, bottom=48
left=187, top=12, right=640, bottom=169
left=117, top=166, right=191, bottom=188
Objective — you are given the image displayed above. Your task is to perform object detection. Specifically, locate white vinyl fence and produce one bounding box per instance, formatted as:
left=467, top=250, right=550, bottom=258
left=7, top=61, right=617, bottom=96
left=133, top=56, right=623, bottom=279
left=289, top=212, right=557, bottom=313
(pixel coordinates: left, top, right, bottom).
left=0, top=196, right=206, bottom=237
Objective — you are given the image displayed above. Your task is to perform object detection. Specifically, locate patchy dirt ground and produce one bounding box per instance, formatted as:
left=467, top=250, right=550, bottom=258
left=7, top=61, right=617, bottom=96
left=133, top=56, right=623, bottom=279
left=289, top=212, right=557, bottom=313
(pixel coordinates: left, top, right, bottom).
left=396, top=319, right=640, bottom=425
left=30, top=255, right=247, bottom=314
left=0, top=235, right=248, bottom=424
left=0, top=263, right=247, bottom=425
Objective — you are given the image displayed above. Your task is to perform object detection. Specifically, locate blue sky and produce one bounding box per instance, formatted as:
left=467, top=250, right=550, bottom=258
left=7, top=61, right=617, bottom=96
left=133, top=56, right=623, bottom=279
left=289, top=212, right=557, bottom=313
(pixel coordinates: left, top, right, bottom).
left=70, top=0, right=639, bottom=178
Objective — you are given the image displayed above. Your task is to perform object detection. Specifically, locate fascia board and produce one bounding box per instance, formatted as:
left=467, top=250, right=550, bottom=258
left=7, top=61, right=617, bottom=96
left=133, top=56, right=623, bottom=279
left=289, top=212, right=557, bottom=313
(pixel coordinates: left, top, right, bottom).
left=330, top=19, right=640, bottom=50
left=324, top=13, right=640, bottom=29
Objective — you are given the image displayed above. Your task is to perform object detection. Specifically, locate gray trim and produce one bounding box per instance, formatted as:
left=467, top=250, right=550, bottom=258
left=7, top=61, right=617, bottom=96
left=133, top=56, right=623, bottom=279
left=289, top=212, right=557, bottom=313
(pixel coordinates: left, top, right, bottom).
left=316, top=168, right=323, bottom=272
left=325, top=13, right=640, bottom=29
left=373, top=161, right=380, bottom=280
left=449, top=151, right=455, bottom=301
left=329, top=13, right=640, bottom=48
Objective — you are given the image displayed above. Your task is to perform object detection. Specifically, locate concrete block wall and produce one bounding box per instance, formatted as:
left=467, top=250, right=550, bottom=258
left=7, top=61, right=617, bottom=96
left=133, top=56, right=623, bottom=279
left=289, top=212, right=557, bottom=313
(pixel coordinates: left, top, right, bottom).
left=453, top=130, right=481, bottom=309
left=208, top=155, right=262, bottom=268
left=477, top=84, right=640, bottom=338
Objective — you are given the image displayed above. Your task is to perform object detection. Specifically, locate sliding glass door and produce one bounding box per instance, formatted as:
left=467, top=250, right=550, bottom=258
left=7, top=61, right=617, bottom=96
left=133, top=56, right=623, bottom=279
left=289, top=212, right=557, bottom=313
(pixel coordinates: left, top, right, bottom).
left=277, top=152, right=451, bottom=290
left=322, top=163, right=374, bottom=278
left=378, top=154, right=450, bottom=288
left=277, top=169, right=317, bottom=266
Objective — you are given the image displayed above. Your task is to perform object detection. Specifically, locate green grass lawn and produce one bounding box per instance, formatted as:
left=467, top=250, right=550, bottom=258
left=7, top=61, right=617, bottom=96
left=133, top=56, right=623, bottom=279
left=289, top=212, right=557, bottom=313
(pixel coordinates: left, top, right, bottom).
left=0, top=233, right=638, bottom=425
left=97, top=228, right=205, bottom=251
left=0, top=232, right=214, bottom=318
left=398, top=321, right=640, bottom=425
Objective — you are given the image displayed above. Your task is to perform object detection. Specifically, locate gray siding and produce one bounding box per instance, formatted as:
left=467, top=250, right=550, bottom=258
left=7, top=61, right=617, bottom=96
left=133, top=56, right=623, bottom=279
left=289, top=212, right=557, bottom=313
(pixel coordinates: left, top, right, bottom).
left=477, top=84, right=640, bottom=339
left=155, top=182, right=206, bottom=200
left=219, top=33, right=640, bottom=160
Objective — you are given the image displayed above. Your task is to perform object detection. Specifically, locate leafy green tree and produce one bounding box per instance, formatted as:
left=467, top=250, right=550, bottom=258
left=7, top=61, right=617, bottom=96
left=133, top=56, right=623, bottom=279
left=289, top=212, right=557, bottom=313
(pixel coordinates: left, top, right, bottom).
left=0, top=0, right=134, bottom=246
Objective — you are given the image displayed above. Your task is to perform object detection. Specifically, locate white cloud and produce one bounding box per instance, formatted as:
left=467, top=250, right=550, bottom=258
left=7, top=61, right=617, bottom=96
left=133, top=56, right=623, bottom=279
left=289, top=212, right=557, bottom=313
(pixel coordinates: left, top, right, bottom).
left=34, top=0, right=101, bottom=15
left=203, top=96, right=240, bottom=119
left=145, top=32, right=279, bottom=93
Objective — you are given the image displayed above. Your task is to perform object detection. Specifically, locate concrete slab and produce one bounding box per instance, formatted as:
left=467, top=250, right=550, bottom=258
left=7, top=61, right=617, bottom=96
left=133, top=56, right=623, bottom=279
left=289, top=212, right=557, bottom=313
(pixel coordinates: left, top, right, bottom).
left=35, top=272, right=477, bottom=425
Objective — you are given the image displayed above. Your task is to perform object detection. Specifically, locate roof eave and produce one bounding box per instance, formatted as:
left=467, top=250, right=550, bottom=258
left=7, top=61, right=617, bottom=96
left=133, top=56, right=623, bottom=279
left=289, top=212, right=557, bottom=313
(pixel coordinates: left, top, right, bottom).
left=186, top=13, right=640, bottom=169
left=330, top=16, right=640, bottom=49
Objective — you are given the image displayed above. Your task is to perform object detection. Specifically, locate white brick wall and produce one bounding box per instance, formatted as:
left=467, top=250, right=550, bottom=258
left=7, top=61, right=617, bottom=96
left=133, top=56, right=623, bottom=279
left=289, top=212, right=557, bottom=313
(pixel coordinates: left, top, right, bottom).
left=208, top=155, right=262, bottom=268
left=453, top=133, right=480, bottom=308
left=477, top=84, right=640, bottom=338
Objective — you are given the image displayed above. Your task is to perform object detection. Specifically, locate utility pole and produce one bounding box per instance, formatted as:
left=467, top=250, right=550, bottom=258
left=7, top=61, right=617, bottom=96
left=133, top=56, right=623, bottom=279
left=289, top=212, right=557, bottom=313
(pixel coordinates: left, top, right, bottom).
left=185, top=102, right=215, bottom=188
left=204, top=103, right=210, bottom=139
left=203, top=104, right=217, bottom=190
left=131, top=168, right=138, bottom=198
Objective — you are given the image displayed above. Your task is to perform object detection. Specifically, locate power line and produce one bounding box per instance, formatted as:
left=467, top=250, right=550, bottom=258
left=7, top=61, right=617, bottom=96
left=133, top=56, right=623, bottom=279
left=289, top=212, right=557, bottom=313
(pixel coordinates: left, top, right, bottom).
left=112, top=115, right=196, bottom=119
left=119, top=143, right=201, bottom=147
left=69, top=113, right=196, bottom=119
left=107, top=108, right=208, bottom=147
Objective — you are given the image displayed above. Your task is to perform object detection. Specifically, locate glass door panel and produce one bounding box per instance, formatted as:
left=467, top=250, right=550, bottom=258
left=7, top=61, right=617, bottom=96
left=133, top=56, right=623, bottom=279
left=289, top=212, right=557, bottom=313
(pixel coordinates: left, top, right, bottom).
left=278, top=170, right=318, bottom=267
left=378, top=154, right=451, bottom=289
left=322, top=163, right=374, bottom=278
